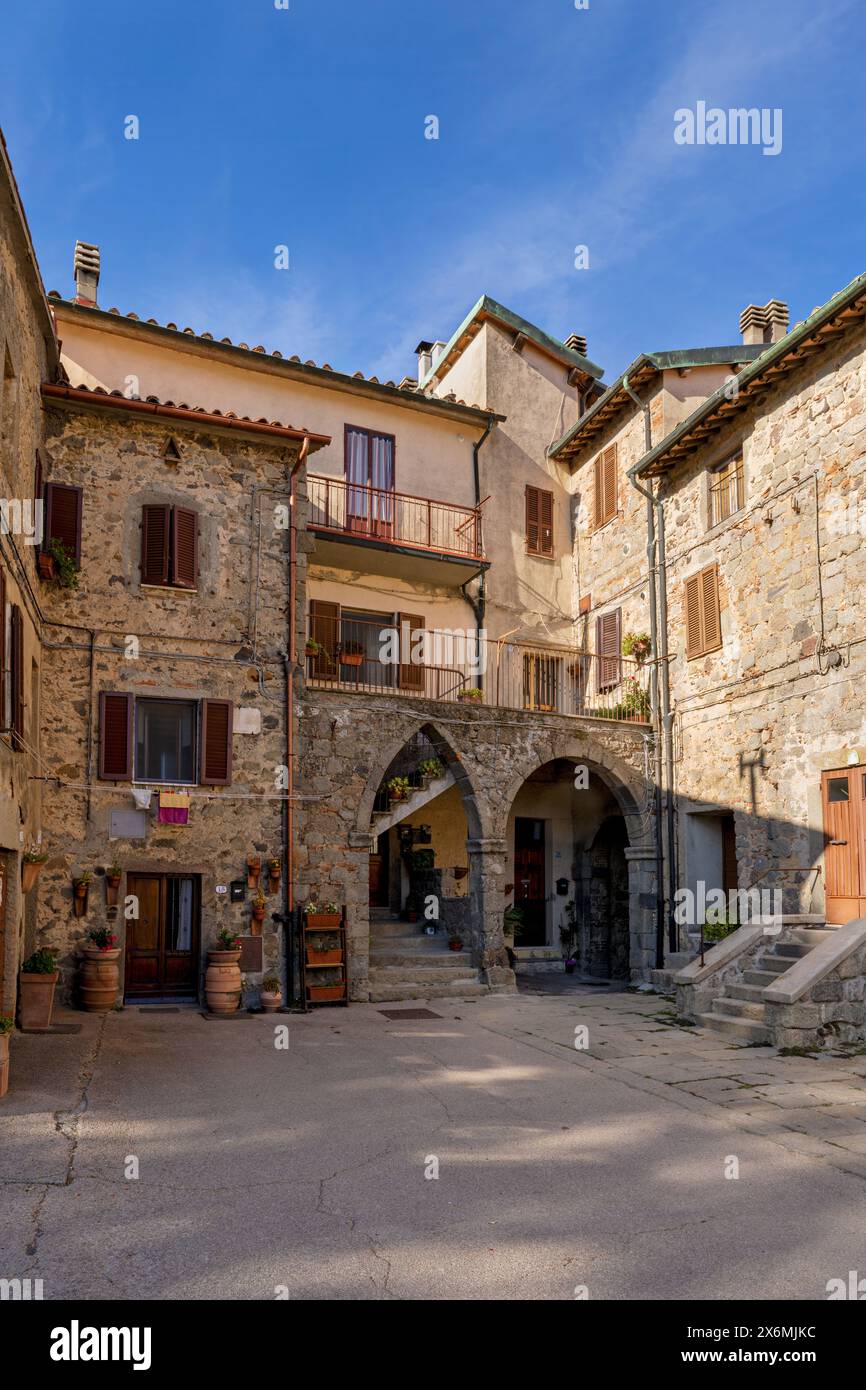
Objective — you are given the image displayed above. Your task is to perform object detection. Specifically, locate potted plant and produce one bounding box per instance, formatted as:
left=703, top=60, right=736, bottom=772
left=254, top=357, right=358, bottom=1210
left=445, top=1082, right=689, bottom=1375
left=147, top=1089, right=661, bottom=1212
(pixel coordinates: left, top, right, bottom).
left=80, top=927, right=121, bottom=1012
left=0, top=1014, right=12, bottom=1097
left=37, top=551, right=56, bottom=580
left=267, top=857, right=281, bottom=893
left=417, top=758, right=444, bottom=784
left=105, top=860, right=122, bottom=906
left=457, top=687, right=484, bottom=704
left=72, top=870, right=92, bottom=918
left=260, top=973, right=283, bottom=1013
left=386, top=775, right=410, bottom=804
left=621, top=676, right=651, bottom=722
left=304, top=900, right=341, bottom=930
left=21, top=846, right=48, bottom=893
left=18, top=948, right=59, bottom=1030
left=306, top=935, right=343, bottom=966
left=43, top=537, right=80, bottom=590
left=339, top=639, right=365, bottom=668
left=246, top=853, right=262, bottom=889
left=448, top=931, right=464, bottom=952
left=251, top=888, right=267, bottom=928
left=564, top=956, right=578, bottom=975
left=205, top=928, right=242, bottom=1014
left=622, top=631, right=652, bottom=664
left=305, top=636, right=325, bottom=659
left=503, top=904, right=524, bottom=944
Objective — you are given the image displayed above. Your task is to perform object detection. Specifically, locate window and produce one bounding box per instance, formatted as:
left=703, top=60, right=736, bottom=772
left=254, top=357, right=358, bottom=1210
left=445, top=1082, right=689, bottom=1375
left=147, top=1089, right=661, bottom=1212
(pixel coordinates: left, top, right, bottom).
left=98, top=693, right=232, bottom=785
left=708, top=456, right=743, bottom=528
left=685, top=563, right=722, bottom=658
left=522, top=652, right=562, bottom=710
left=141, top=505, right=199, bottom=588
left=307, top=601, right=426, bottom=693
left=593, top=444, right=618, bottom=529
left=344, top=426, right=395, bottom=536
left=596, top=608, right=622, bottom=691
left=43, top=482, right=83, bottom=564
left=525, top=486, right=554, bottom=555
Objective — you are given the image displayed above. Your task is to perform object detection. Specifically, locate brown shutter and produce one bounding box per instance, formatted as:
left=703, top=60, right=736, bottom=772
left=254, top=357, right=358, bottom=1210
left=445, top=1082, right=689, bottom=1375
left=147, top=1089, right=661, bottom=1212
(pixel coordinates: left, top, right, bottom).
left=34, top=449, right=43, bottom=509
left=596, top=607, right=621, bottom=690
left=309, top=600, right=340, bottom=676
left=200, top=699, right=233, bottom=786
left=11, top=604, right=24, bottom=750
left=603, top=444, right=618, bottom=524
left=701, top=564, right=722, bottom=652
left=539, top=490, right=553, bottom=555
left=0, top=567, right=5, bottom=733
left=98, top=691, right=133, bottom=780
left=525, top=486, right=540, bottom=552
left=398, top=613, right=425, bottom=691
left=141, top=505, right=170, bottom=585
left=172, top=507, right=198, bottom=588
left=684, top=573, right=702, bottom=658
left=593, top=457, right=604, bottom=530
left=44, top=482, right=82, bottom=563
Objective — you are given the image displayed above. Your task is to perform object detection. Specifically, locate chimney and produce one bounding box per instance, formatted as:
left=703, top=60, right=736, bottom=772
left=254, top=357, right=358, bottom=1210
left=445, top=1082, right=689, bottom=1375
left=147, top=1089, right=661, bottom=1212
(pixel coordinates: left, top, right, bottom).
left=73, top=241, right=100, bottom=306
left=415, top=339, right=434, bottom=382
left=564, top=332, right=588, bottom=357
left=739, top=299, right=789, bottom=346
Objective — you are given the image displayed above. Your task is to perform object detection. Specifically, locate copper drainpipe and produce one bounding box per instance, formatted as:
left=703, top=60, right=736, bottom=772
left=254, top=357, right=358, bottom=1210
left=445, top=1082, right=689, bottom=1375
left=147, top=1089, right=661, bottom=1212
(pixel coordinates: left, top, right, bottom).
left=284, top=433, right=310, bottom=990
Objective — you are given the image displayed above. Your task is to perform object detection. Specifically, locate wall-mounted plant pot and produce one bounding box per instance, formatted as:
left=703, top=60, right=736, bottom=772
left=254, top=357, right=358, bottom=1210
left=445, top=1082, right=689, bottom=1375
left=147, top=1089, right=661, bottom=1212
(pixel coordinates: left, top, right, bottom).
left=308, top=984, right=345, bottom=1003
left=21, top=861, right=45, bottom=893
left=306, top=912, right=341, bottom=931
left=246, top=858, right=262, bottom=889
left=453, top=866, right=468, bottom=880
left=339, top=652, right=364, bottom=668
left=72, top=883, right=90, bottom=918
left=105, top=875, right=122, bottom=907
left=250, top=910, right=265, bottom=936
left=268, top=867, right=281, bottom=894
left=18, top=971, right=59, bottom=1030
left=37, top=553, right=56, bottom=581
left=306, top=946, right=343, bottom=966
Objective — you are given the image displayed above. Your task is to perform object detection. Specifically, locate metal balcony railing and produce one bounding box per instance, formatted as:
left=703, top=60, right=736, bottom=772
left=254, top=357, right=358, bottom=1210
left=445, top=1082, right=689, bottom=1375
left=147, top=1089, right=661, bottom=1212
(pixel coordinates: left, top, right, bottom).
left=306, top=616, right=653, bottom=724
left=307, top=474, right=484, bottom=560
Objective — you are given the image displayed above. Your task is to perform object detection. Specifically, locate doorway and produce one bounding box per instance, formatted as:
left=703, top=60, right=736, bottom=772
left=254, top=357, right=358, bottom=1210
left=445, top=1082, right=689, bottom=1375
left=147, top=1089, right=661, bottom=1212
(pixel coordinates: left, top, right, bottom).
left=125, top=873, right=200, bottom=1000
left=821, top=769, right=866, bottom=923
left=514, top=817, right=547, bottom=946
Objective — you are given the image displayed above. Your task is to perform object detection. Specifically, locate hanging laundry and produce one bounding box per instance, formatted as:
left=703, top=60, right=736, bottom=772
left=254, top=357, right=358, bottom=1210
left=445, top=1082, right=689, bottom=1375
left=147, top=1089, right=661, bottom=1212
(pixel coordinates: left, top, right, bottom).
left=158, top=790, right=191, bottom=825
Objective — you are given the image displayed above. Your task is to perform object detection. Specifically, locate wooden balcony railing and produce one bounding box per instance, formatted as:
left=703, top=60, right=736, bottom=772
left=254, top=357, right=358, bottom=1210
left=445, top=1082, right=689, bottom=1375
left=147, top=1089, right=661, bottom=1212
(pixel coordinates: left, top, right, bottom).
left=307, top=474, right=484, bottom=560
left=306, top=616, right=653, bottom=724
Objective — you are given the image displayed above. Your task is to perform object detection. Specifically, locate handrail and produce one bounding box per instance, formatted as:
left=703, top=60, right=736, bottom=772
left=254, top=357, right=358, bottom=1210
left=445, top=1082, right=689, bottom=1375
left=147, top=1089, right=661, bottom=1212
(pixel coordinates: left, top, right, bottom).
left=307, top=473, right=484, bottom=560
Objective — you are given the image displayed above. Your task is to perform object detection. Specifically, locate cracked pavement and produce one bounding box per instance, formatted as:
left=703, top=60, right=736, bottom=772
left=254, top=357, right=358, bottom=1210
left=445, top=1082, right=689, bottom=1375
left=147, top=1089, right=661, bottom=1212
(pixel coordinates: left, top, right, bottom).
left=3, top=987, right=866, bottom=1300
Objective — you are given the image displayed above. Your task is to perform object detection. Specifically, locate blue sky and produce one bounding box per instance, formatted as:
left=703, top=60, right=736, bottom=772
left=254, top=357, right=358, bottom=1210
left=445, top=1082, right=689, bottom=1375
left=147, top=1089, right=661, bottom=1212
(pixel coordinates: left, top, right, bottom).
left=3, top=0, right=866, bottom=386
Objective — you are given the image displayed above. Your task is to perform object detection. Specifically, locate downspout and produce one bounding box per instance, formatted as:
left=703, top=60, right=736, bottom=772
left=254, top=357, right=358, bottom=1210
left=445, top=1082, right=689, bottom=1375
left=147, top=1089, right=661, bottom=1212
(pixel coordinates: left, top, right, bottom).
left=463, top=415, right=497, bottom=689
left=623, top=374, right=675, bottom=966
left=283, top=434, right=310, bottom=1004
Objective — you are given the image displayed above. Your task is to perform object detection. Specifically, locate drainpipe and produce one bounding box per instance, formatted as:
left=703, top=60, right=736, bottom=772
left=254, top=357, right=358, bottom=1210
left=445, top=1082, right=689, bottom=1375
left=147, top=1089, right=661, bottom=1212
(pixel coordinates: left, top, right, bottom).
left=463, top=416, right=497, bottom=690
left=623, top=374, right=676, bottom=966
left=282, top=434, right=310, bottom=1004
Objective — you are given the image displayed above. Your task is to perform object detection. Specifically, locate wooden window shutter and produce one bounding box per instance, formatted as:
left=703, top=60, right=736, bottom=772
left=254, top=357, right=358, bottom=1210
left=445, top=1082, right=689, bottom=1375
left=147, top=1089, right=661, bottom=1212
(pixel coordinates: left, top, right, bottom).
left=172, top=507, right=198, bottom=588
left=596, top=607, right=621, bottom=690
left=594, top=446, right=617, bottom=528
left=539, top=489, right=553, bottom=555
left=11, top=606, right=24, bottom=750
left=98, top=691, right=133, bottom=780
left=34, top=449, right=43, bottom=509
left=684, top=573, right=702, bottom=658
left=309, top=600, right=340, bottom=676
left=685, top=565, right=722, bottom=658
left=200, top=699, right=233, bottom=786
left=593, top=457, right=604, bottom=529
left=398, top=613, right=425, bottom=691
left=0, top=567, right=5, bottom=733
left=44, top=482, right=82, bottom=563
left=525, top=486, right=540, bottom=552
left=141, top=505, right=170, bottom=585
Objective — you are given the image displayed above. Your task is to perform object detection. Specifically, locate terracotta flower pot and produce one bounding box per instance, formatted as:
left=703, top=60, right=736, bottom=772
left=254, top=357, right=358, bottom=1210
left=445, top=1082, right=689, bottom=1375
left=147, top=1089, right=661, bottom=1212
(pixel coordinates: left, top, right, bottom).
left=246, top=859, right=261, bottom=889
left=21, top=861, right=45, bottom=893
left=306, top=912, right=341, bottom=930
left=18, top=971, right=59, bottom=1030
left=306, top=946, right=342, bottom=966
left=340, top=652, right=364, bottom=667
left=448, top=939, right=464, bottom=952
left=37, top=553, right=55, bottom=580
left=0, top=1034, right=9, bottom=1098
left=80, top=946, right=121, bottom=1012
left=205, top=949, right=242, bottom=1014
left=308, top=983, right=345, bottom=1003
left=260, top=991, right=282, bottom=1014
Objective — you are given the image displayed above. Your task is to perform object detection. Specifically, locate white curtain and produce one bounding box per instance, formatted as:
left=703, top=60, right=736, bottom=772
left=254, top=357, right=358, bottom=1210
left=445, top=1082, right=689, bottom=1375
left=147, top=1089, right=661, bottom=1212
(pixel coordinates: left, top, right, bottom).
left=370, top=434, right=394, bottom=524
left=346, top=428, right=368, bottom=519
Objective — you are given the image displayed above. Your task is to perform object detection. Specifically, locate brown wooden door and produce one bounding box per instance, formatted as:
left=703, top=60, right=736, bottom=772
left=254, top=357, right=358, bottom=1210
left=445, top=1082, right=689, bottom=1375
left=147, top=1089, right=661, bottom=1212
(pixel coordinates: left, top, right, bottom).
left=125, top=873, right=200, bottom=999
left=0, top=855, right=7, bottom=1007
left=821, top=770, right=866, bottom=923
left=514, top=817, right=546, bottom=946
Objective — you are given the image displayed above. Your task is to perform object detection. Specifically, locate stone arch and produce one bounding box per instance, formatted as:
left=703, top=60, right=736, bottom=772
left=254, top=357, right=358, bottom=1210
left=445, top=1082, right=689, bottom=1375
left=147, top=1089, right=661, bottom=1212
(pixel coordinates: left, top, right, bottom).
left=352, top=718, right=484, bottom=841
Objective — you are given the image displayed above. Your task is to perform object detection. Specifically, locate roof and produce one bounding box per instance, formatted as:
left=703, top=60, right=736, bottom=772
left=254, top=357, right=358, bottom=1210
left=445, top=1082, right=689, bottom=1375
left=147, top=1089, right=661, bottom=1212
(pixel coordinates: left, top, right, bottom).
left=549, top=345, right=765, bottom=463
left=418, top=294, right=605, bottom=390
left=49, top=297, right=503, bottom=429
left=632, top=268, right=866, bottom=478
left=41, top=382, right=332, bottom=450
left=0, top=127, right=59, bottom=368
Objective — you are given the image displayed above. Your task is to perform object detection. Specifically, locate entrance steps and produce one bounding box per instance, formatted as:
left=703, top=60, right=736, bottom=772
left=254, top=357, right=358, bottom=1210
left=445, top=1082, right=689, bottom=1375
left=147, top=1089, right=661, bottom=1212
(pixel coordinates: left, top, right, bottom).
left=368, top=910, right=485, bottom=1002
left=695, top=922, right=840, bottom=1044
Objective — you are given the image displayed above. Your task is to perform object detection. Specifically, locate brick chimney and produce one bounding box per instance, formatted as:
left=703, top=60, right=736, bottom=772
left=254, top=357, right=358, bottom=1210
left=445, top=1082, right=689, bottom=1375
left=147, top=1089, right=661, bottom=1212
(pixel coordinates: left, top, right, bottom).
left=739, top=299, right=789, bottom=346
left=564, top=332, right=588, bottom=357
left=73, top=241, right=100, bottom=306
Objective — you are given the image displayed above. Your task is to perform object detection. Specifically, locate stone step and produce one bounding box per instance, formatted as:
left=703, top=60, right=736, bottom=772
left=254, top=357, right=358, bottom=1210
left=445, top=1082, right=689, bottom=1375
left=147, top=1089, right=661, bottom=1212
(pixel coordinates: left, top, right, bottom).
left=370, top=965, right=479, bottom=985
left=714, top=996, right=767, bottom=1021
left=368, top=979, right=487, bottom=1003
left=371, top=920, right=423, bottom=938
left=754, top=953, right=799, bottom=974
left=370, top=951, right=475, bottom=971
left=790, top=927, right=837, bottom=946
left=743, top=968, right=779, bottom=987
left=695, top=1011, right=772, bottom=1044
left=725, top=981, right=767, bottom=1003
left=767, top=942, right=811, bottom=959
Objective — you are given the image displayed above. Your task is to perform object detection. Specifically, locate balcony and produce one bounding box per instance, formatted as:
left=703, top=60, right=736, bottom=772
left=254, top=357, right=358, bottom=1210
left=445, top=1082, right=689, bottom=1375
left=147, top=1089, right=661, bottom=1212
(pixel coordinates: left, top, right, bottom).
left=307, top=474, right=485, bottom=585
left=306, top=615, right=652, bottom=725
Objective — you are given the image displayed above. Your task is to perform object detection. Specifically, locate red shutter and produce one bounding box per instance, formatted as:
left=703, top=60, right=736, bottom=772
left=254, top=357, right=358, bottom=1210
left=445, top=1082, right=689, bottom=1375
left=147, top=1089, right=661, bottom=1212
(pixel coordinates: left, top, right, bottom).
left=398, top=613, right=425, bottom=691
left=11, top=606, right=24, bottom=750
left=172, top=508, right=198, bottom=588
left=200, top=699, right=233, bottom=786
left=309, top=600, right=340, bottom=676
left=0, top=567, right=5, bottom=733
left=98, top=691, right=133, bottom=780
left=44, top=482, right=82, bottom=563
left=141, top=505, right=170, bottom=585
left=525, top=487, right=540, bottom=552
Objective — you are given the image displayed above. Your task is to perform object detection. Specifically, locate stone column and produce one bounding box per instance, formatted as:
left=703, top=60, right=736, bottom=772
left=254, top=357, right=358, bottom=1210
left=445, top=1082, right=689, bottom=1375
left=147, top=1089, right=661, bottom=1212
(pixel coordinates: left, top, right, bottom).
left=624, top=845, right=658, bottom=979
left=345, top=830, right=373, bottom=1000
left=467, top=837, right=515, bottom=993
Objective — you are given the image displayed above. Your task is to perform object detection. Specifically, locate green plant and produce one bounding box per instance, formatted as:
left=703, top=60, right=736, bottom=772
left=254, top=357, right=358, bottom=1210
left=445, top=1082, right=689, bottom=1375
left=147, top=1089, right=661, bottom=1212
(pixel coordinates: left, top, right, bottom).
left=303, top=900, right=340, bottom=915
left=305, top=637, right=325, bottom=656
left=386, top=775, right=410, bottom=797
left=409, top=848, right=435, bottom=871
left=21, top=948, right=58, bottom=974
left=0, top=1014, right=14, bottom=1035
left=23, top=845, right=48, bottom=863
left=341, top=639, right=365, bottom=656
left=78, top=870, right=93, bottom=886
left=45, top=537, right=80, bottom=589
left=503, top=904, right=524, bottom=936
left=215, top=927, right=241, bottom=951
left=87, top=926, right=118, bottom=950
left=622, top=631, right=652, bottom=661
left=417, top=758, right=444, bottom=779
left=252, top=888, right=266, bottom=907
left=262, top=974, right=282, bottom=993
left=458, top=687, right=483, bottom=702
left=107, top=861, right=122, bottom=880
left=268, top=857, right=281, bottom=870
left=702, top=919, right=737, bottom=943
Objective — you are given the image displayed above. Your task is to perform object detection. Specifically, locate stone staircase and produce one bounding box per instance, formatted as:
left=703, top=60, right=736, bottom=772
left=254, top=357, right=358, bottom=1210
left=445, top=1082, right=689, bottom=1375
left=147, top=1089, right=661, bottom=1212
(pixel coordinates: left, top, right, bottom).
left=368, top=907, right=486, bottom=1002
left=695, top=920, right=840, bottom=1043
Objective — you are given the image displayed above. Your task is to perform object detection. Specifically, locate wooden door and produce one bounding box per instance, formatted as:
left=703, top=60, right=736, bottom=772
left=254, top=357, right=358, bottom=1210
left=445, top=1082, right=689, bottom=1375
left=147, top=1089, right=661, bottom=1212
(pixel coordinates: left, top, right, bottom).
left=514, top=817, right=547, bottom=946
left=821, top=770, right=866, bottom=924
left=125, top=873, right=200, bottom=999
left=0, top=855, right=6, bottom=1008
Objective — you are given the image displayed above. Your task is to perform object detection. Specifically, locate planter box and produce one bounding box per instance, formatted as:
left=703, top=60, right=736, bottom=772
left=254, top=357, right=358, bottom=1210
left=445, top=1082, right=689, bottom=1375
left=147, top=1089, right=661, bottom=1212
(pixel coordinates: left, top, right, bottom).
left=308, top=984, right=345, bottom=1003
left=306, top=946, right=343, bottom=966
left=306, top=912, right=341, bottom=931
left=18, top=971, right=59, bottom=1030
left=340, top=652, right=364, bottom=667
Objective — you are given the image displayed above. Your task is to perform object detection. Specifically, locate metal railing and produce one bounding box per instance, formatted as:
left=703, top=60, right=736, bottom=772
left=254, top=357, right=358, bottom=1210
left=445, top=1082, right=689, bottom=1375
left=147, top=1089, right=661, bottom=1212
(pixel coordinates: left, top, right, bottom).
left=306, top=616, right=653, bottom=724
left=307, top=474, right=484, bottom=560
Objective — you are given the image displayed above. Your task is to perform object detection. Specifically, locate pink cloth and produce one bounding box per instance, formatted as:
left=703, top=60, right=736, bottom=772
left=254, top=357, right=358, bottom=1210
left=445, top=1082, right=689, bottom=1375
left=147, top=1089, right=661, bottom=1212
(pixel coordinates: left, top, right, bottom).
left=158, top=806, right=189, bottom=825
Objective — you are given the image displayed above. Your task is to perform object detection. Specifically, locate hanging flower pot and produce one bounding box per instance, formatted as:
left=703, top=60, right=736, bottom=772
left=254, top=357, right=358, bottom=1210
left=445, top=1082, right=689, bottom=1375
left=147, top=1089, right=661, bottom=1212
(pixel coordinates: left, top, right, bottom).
left=339, top=640, right=365, bottom=668
left=250, top=891, right=267, bottom=933
left=21, top=849, right=48, bottom=893
left=72, top=874, right=92, bottom=918
left=105, top=865, right=122, bottom=907
left=267, top=859, right=281, bottom=893
left=246, top=855, right=262, bottom=889
left=37, top=552, right=56, bottom=581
